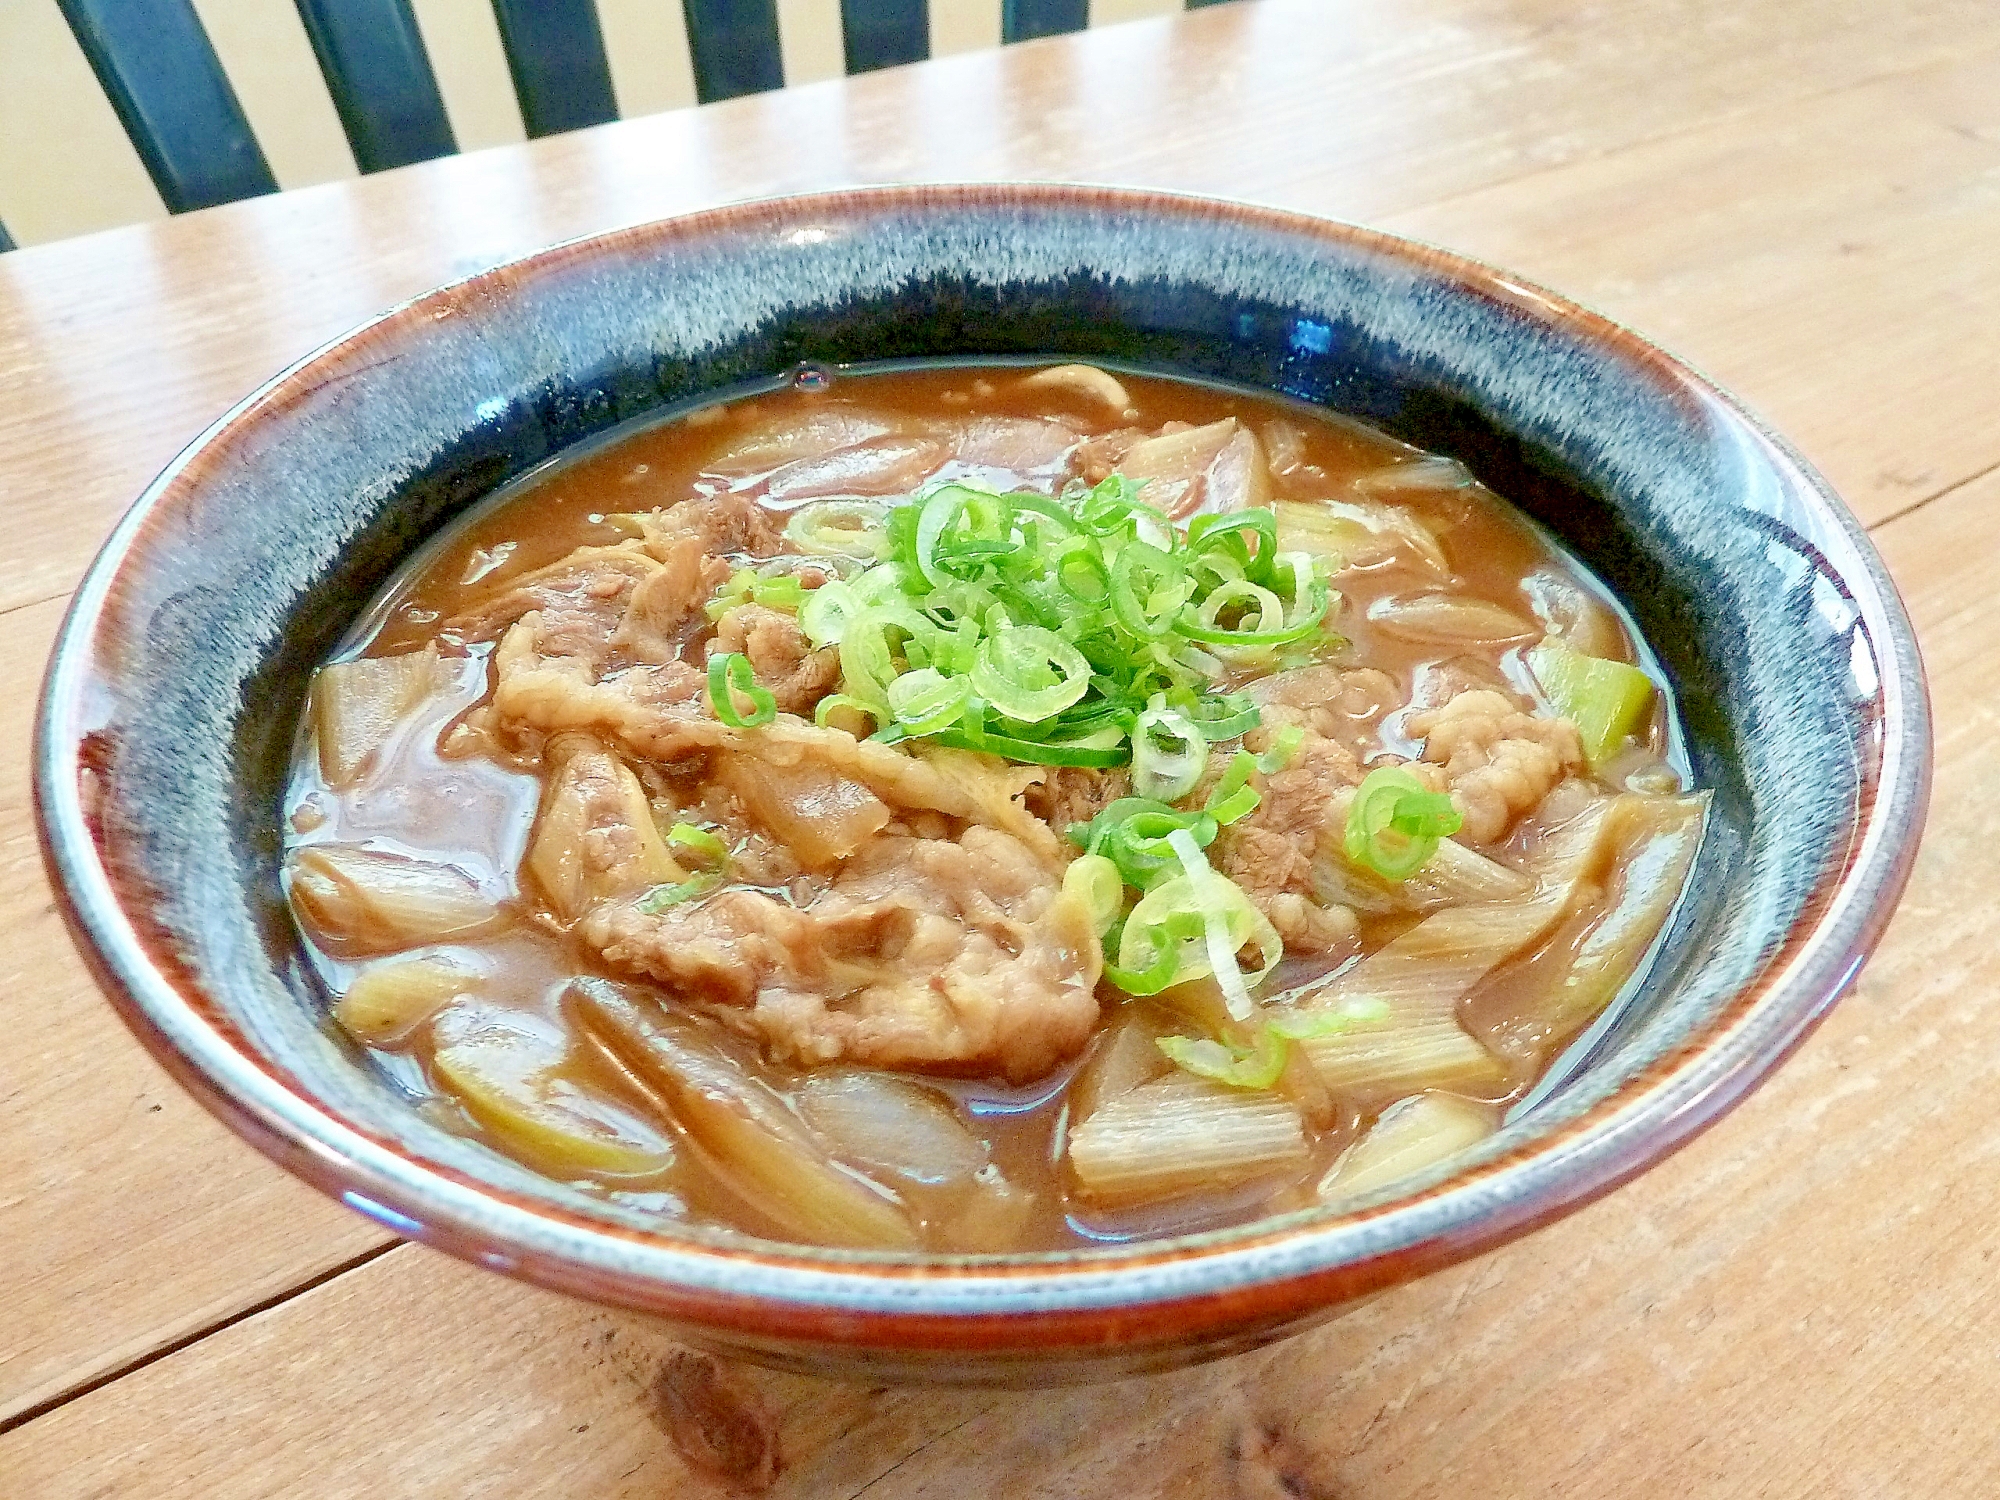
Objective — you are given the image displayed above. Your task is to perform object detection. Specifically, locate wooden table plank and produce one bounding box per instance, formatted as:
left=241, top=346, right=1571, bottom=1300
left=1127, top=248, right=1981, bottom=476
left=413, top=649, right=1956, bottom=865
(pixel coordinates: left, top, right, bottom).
left=5, top=465, right=1984, bottom=1498
left=3, top=0, right=1994, bottom=1474
left=0, top=597, right=391, bottom=1425
left=1381, top=43, right=2000, bottom=527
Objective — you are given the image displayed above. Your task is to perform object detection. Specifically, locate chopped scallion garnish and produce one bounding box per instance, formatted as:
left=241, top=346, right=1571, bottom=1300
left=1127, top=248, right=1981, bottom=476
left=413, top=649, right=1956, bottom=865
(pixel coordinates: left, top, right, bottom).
left=666, top=822, right=729, bottom=869
left=706, top=652, right=777, bottom=729
left=1157, top=1028, right=1289, bottom=1089
left=697, top=475, right=1347, bottom=778
left=1343, top=766, right=1462, bottom=881
left=636, top=873, right=723, bottom=913
left=1130, top=695, right=1209, bottom=803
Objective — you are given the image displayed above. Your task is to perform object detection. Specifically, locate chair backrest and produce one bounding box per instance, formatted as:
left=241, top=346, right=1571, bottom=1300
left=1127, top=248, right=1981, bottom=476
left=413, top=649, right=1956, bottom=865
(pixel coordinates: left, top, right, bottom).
left=1, top=0, right=1220, bottom=251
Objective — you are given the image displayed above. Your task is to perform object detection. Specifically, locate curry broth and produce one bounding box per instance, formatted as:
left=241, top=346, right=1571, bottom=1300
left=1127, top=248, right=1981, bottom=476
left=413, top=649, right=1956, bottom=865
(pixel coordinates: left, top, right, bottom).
left=286, top=364, right=1690, bottom=1252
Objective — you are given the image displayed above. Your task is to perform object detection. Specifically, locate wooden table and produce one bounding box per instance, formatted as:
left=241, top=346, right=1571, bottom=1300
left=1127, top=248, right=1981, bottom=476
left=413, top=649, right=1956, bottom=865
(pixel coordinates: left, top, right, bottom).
left=3, top=0, right=1996, bottom=1491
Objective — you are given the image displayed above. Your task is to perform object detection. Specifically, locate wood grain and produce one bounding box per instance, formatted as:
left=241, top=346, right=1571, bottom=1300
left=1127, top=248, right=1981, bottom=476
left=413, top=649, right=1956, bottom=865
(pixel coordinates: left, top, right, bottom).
left=0, top=597, right=390, bottom=1425
left=2, top=0, right=1996, bottom=1488
left=1383, top=43, right=2000, bottom=528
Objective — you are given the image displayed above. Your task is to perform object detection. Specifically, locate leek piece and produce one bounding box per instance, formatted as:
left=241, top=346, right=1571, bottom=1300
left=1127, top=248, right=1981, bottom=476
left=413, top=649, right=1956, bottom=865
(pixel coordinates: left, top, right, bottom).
left=1295, top=799, right=1618, bottom=1103
left=434, top=1011, right=675, bottom=1178
left=287, top=844, right=500, bottom=954
left=796, top=1071, right=989, bottom=1185
left=1528, top=636, right=1656, bottom=769
left=529, top=746, right=687, bottom=921
left=1070, top=1012, right=1176, bottom=1123
left=1319, top=1093, right=1497, bottom=1203
left=1302, top=1019, right=1508, bottom=1111
left=1311, top=822, right=1533, bottom=916
left=311, top=644, right=447, bottom=786
left=1067, top=1073, right=1309, bottom=1205
left=569, top=981, right=919, bottom=1249
left=335, top=958, right=474, bottom=1045
left=1488, top=792, right=1708, bottom=1061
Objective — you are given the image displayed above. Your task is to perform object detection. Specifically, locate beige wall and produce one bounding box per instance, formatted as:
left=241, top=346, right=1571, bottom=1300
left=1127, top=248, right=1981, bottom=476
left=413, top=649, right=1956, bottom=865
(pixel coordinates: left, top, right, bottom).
left=0, top=0, right=1181, bottom=250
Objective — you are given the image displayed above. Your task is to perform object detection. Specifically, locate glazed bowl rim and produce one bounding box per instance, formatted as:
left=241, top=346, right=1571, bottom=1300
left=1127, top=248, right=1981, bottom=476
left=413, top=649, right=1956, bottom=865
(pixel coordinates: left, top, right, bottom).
left=34, top=181, right=1930, bottom=1348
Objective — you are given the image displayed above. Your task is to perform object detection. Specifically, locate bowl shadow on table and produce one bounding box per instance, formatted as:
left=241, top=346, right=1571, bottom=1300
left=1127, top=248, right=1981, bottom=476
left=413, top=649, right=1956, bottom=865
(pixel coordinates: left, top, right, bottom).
left=624, top=1294, right=1400, bottom=1494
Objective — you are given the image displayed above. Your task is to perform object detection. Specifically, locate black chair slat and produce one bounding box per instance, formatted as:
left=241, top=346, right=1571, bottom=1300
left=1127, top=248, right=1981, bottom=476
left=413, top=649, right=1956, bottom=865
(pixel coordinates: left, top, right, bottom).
left=55, top=0, right=278, bottom=214
left=682, top=0, right=784, bottom=103
left=0, top=217, right=15, bottom=254
left=293, top=0, right=456, bottom=173
left=841, top=0, right=927, bottom=74
left=489, top=0, right=620, bottom=138
left=1003, top=0, right=1088, bottom=42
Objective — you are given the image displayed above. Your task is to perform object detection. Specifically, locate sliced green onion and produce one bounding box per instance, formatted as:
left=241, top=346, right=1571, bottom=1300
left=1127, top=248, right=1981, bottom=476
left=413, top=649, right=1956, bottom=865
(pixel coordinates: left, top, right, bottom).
left=1102, top=936, right=1184, bottom=995
left=1110, top=543, right=1191, bottom=639
left=838, top=603, right=937, bottom=709
left=704, top=568, right=756, bottom=622
left=1206, top=785, right=1260, bottom=825
left=666, top=822, right=729, bottom=869
left=1203, top=751, right=1261, bottom=825
left=1179, top=578, right=1328, bottom=647
left=751, top=575, right=805, bottom=612
left=1188, top=509, right=1281, bottom=585
left=784, top=498, right=889, bottom=558
left=915, top=482, right=998, bottom=586
left=1113, top=894, right=1207, bottom=992
left=636, top=873, right=722, bottom=914
left=1207, top=750, right=1254, bottom=805
left=1062, top=853, right=1124, bottom=936
left=1078, top=798, right=1218, bottom=888
left=800, top=579, right=859, bottom=647
left=1265, top=997, right=1394, bottom=1040
left=1166, top=827, right=1278, bottom=1021
left=787, top=481, right=1331, bottom=786
left=706, top=652, right=777, bottom=728
left=968, top=626, right=1091, bottom=723
left=928, top=726, right=1126, bottom=767
left=1189, top=692, right=1262, bottom=741
left=1157, top=1028, right=1289, bottom=1090
left=814, top=693, right=878, bottom=736
left=1344, top=766, right=1463, bottom=880
left=1055, top=543, right=1111, bottom=603
left=887, top=668, right=972, bottom=736
left=1130, top=696, right=1209, bottom=803
left=1254, top=725, right=1306, bottom=773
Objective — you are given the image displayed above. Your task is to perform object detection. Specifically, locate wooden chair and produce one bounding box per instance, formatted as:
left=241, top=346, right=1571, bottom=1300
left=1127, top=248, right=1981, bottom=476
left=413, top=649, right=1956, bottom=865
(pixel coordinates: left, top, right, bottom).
left=1, top=0, right=1230, bottom=251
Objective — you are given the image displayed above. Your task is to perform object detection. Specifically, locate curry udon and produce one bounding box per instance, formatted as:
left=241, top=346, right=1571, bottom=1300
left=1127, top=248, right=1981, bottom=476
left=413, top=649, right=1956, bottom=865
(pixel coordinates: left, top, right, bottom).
left=284, top=364, right=1703, bottom=1252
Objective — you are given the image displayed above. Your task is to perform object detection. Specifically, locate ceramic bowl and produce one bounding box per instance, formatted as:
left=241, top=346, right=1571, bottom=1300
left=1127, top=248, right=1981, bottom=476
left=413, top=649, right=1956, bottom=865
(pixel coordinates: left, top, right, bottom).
left=34, top=184, right=1929, bottom=1384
